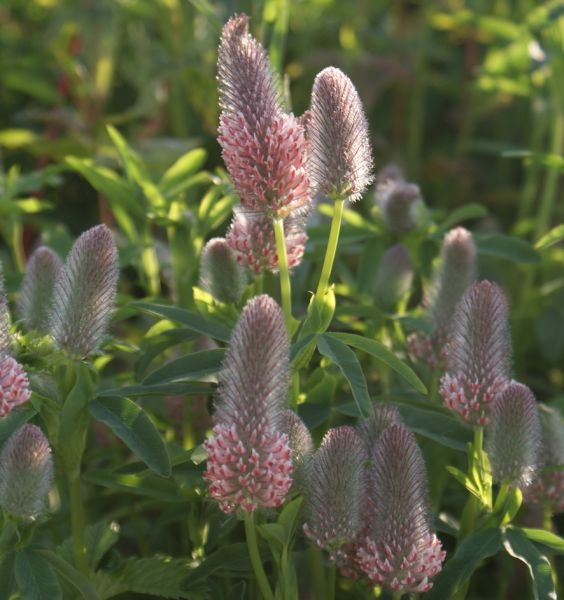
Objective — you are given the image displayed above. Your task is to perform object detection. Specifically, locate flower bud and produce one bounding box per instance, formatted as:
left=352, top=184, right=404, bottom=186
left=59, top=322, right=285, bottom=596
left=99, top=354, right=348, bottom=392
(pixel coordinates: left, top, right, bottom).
left=307, top=67, right=373, bottom=202
left=0, top=424, right=53, bottom=519
left=199, top=238, right=246, bottom=304
left=375, top=166, right=422, bottom=234
left=357, top=402, right=402, bottom=450
left=374, top=245, right=414, bottom=311
left=226, top=209, right=307, bottom=274
left=440, top=281, right=511, bottom=426
left=280, top=409, right=313, bottom=494
left=0, top=355, right=31, bottom=417
left=49, top=225, right=118, bottom=357
left=357, top=424, right=445, bottom=593
left=486, top=382, right=540, bottom=485
left=303, top=426, right=367, bottom=558
left=18, top=247, right=62, bottom=333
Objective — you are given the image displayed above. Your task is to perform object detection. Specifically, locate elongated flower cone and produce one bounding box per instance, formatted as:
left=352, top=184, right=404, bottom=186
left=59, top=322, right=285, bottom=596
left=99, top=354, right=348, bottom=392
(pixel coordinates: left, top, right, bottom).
left=524, top=404, right=564, bottom=513
left=18, top=247, right=62, bottom=333
left=357, top=424, right=445, bottom=593
left=375, top=167, right=423, bottom=234
left=204, top=295, right=292, bottom=513
left=0, top=263, right=11, bottom=355
left=0, top=424, right=53, bottom=519
left=440, top=281, right=511, bottom=426
left=303, top=427, right=367, bottom=559
left=226, top=209, right=307, bottom=274
left=199, top=238, right=246, bottom=304
left=357, top=402, right=402, bottom=451
left=49, top=225, right=118, bottom=357
left=280, top=409, right=313, bottom=495
left=486, top=382, right=540, bottom=486
left=374, top=245, right=414, bottom=311
left=218, top=14, right=309, bottom=218
left=307, top=67, right=373, bottom=202
left=0, top=355, right=31, bottom=417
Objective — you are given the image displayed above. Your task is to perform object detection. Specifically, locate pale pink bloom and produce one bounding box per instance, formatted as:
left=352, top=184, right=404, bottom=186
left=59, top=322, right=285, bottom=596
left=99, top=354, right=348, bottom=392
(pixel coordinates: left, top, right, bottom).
left=0, top=355, right=31, bottom=417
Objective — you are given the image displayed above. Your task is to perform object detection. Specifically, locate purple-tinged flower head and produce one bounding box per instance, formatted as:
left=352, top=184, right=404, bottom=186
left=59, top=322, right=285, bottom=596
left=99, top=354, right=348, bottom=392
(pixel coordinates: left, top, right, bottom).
left=408, top=227, right=477, bottom=370
left=375, top=166, right=423, bottom=234
left=199, top=238, right=246, bottom=304
left=217, top=15, right=309, bottom=218
left=440, top=281, right=511, bottom=427
left=374, top=244, right=414, bottom=311
left=280, top=409, right=313, bottom=494
left=486, top=382, right=540, bottom=486
left=204, top=295, right=292, bottom=513
left=226, top=209, right=307, bottom=274
left=0, top=263, right=11, bottom=355
left=357, top=402, right=402, bottom=451
left=306, top=67, right=373, bottom=202
left=523, top=404, right=564, bottom=513
left=303, top=427, right=367, bottom=561
left=357, top=424, right=445, bottom=594
left=49, top=225, right=118, bottom=358
left=18, top=247, right=62, bottom=333
left=0, top=424, right=53, bottom=519
left=0, top=355, right=31, bottom=417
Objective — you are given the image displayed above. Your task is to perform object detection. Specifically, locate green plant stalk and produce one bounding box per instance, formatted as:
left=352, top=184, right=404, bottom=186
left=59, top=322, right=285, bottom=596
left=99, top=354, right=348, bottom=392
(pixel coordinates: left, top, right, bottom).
left=244, top=512, right=274, bottom=600
left=458, top=427, right=484, bottom=541
left=68, top=472, right=88, bottom=574
left=307, top=546, right=327, bottom=600
left=327, top=562, right=336, bottom=600
left=315, top=198, right=345, bottom=304
left=9, top=219, right=25, bottom=273
left=392, top=592, right=403, bottom=600
left=273, top=218, right=293, bottom=333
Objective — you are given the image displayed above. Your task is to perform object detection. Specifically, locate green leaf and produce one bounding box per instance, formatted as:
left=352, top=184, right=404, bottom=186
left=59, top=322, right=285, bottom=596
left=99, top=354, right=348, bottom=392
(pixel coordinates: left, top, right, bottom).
left=426, top=528, right=502, bottom=600
left=0, top=407, right=37, bottom=447
left=520, top=528, right=564, bottom=554
left=535, top=224, right=564, bottom=250
left=474, top=233, right=540, bottom=264
left=36, top=550, right=98, bottom=600
left=277, top=496, right=303, bottom=543
left=300, top=289, right=336, bottom=338
left=328, top=332, right=427, bottom=394
left=184, top=543, right=255, bottom=586
left=159, top=148, right=207, bottom=197
left=0, top=552, right=17, bottom=600
left=98, top=382, right=212, bottom=398
left=503, top=527, right=557, bottom=600
left=438, top=203, right=488, bottom=232
left=317, top=334, right=371, bottom=418
left=15, top=549, right=63, bottom=600
left=90, top=396, right=171, bottom=477
left=143, top=348, right=225, bottom=385
left=135, top=302, right=231, bottom=342
left=83, top=470, right=185, bottom=502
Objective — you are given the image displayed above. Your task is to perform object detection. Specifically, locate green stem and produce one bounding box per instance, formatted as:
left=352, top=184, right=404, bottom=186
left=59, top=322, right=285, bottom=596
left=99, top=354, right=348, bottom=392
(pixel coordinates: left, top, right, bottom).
left=392, top=592, right=403, bottom=600
left=474, top=426, right=483, bottom=456
left=327, top=562, right=336, bottom=600
left=315, top=198, right=345, bottom=304
left=273, top=218, right=293, bottom=333
left=68, top=473, right=88, bottom=574
left=10, top=219, right=25, bottom=273
left=244, top=513, right=274, bottom=600
left=308, top=546, right=326, bottom=600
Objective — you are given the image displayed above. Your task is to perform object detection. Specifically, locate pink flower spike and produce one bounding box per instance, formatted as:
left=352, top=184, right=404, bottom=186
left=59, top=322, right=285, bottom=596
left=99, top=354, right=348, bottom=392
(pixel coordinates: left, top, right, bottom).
left=0, top=355, right=31, bottom=417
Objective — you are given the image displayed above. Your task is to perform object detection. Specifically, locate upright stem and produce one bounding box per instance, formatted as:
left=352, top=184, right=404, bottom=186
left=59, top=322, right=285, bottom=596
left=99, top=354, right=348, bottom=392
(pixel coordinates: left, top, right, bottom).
left=68, top=472, right=88, bottom=574
left=315, top=198, right=345, bottom=304
left=273, top=218, right=292, bottom=333
left=392, top=592, right=403, bottom=600
left=327, top=563, right=337, bottom=600
left=244, top=512, right=274, bottom=600
left=308, top=546, right=327, bottom=600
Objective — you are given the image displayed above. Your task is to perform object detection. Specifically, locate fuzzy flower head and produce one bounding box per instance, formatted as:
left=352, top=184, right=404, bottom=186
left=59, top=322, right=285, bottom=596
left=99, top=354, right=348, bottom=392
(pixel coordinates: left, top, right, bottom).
left=374, top=244, right=414, bottom=312
left=18, top=247, right=62, bottom=333
left=49, top=225, right=118, bottom=358
left=204, top=295, right=292, bottom=513
left=357, top=424, right=445, bottom=594
left=280, top=409, right=313, bottom=495
left=0, top=424, right=53, bottom=519
left=226, top=209, right=307, bottom=274
left=524, top=404, right=564, bottom=513
left=303, top=427, right=367, bottom=559
left=218, top=14, right=309, bottom=218
left=486, top=382, right=540, bottom=486
left=199, top=238, right=246, bottom=304
left=307, top=67, right=373, bottom=202
left=375, top=166, right=423, bottom=234
left=440, top=281, right=511, bottom=427
left=0, top=355, right=31, bottom=417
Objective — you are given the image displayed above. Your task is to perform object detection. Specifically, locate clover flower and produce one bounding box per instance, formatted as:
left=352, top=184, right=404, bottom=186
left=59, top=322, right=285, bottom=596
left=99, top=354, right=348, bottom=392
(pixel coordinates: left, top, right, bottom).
left=375, top=166, right=422, bottom=234
left=357, top=424, right=445, bottom=594
left=0, top=424, right=53, bottom=519
left=203, top=295, right=292, bottom=513
left=199, top=238, right=246, bottom=304
left=226, top=209, right=307, bottom=274
left=0, top=355, right=31, bottom=417
left=49, top=225, right=118, bottom=357
left=306, top=67, right=373, bottom=201
left=374, top=244, right=414, bottom=311
left=218, top=14, right=309, bottom=218
left=440, top=281, right=511, bottom=426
